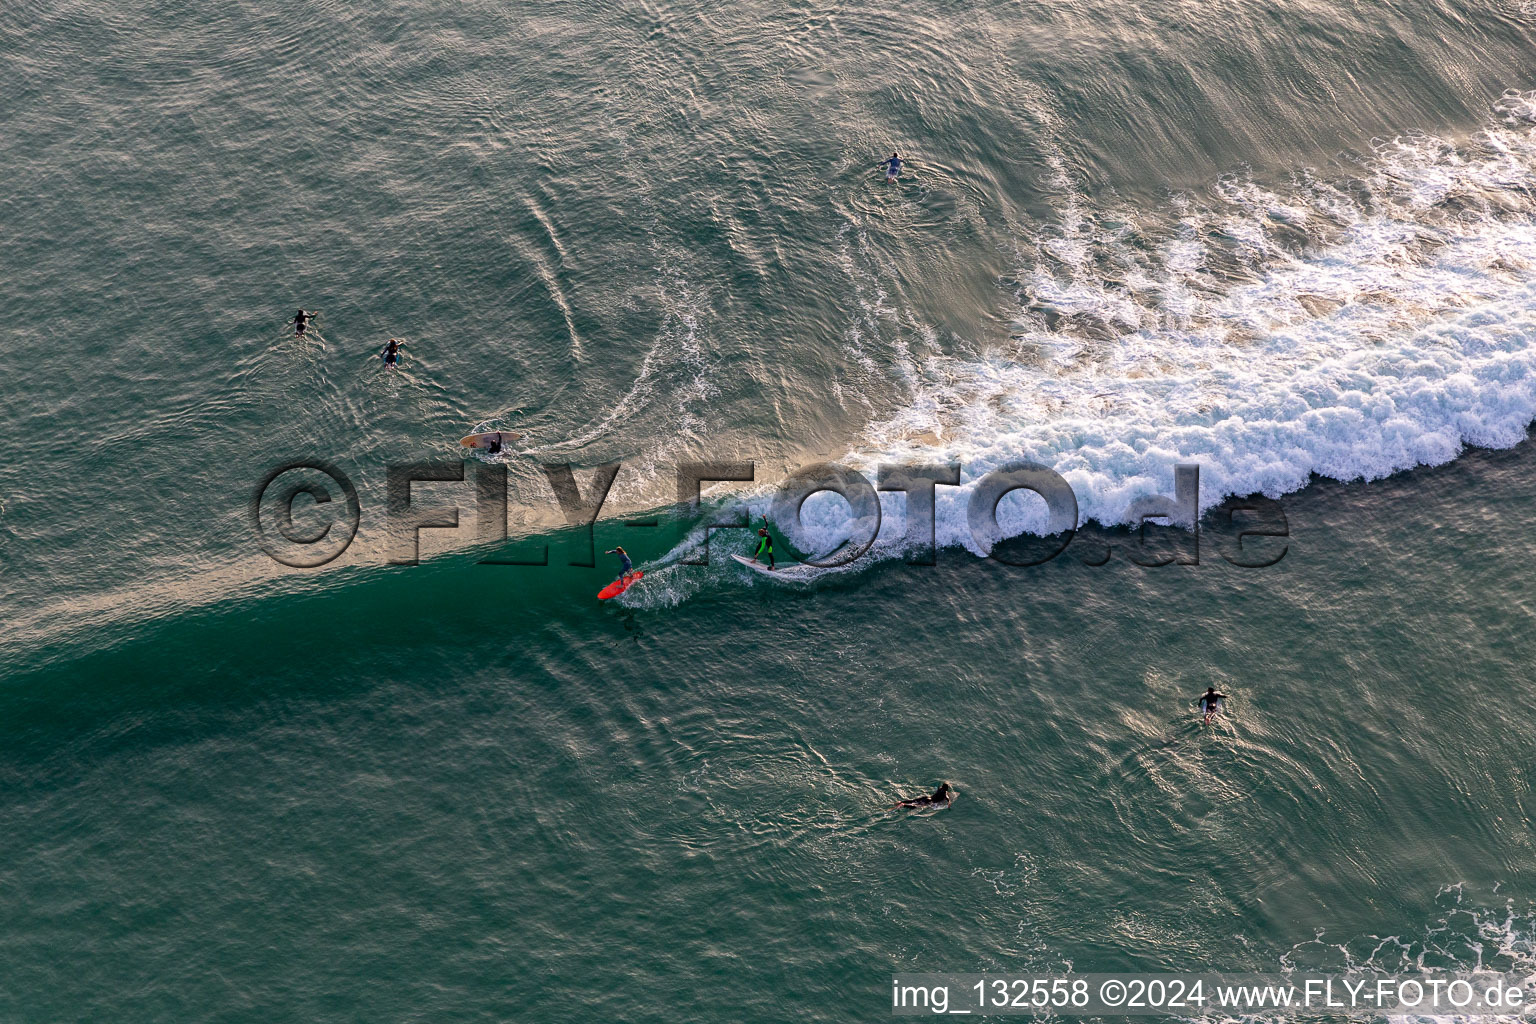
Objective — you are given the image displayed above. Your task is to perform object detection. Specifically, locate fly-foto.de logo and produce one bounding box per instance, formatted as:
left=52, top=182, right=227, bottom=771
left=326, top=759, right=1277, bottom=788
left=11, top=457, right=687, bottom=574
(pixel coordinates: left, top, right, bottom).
left=250, top=460, right=1288, bottom=570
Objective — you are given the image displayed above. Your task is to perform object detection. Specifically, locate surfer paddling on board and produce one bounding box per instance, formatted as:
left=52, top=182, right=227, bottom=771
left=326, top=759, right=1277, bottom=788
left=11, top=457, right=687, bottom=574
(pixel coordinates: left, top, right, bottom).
left=891, top=782, right=952, bottom=809
left=751, top=518, right=775, bottom=570
left=381, top=338, right=406, bottom=367
left=289, top=309, right=314, bottom=336
left=605, top=546, right=636, bottom=586
left=1198, top=687, right=1228, bottom=724
left=882, top=152, right=902, bottom=183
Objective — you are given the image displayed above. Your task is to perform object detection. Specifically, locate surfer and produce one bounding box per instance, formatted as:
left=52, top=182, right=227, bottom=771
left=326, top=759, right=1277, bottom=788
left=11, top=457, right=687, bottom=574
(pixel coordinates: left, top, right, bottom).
left=605, top=545, right=636, bottom=585
left=1198, top=687, right=1228, bottom=723
left=289, top=309, right=313, bottom=336
left=882, top=152, right=902, bottom=183
left=381, top=338, right=406, bottom=367
left=892, top=782, right=952, bottom=809
left=751, top=520, right=775, bottom=570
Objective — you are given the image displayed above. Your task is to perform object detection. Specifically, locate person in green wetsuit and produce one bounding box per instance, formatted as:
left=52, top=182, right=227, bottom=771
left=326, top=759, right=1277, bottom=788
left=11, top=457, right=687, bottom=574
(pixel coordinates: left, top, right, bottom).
left=751, top=519, right=775, bottom=570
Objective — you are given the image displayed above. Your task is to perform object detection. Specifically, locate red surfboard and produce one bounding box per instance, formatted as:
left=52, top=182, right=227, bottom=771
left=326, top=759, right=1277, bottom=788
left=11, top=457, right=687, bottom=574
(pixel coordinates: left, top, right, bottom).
left=597, top=572, right=644, bottom=600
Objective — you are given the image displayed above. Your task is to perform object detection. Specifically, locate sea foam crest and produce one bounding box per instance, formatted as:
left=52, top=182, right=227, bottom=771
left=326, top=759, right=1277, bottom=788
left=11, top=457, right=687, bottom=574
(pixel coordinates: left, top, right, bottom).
left=784, top=107, right=1536, bottom=558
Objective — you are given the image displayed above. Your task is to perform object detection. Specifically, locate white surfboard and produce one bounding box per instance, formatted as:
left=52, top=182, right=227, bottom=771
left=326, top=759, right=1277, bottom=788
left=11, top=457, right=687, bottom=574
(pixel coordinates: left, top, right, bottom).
left=459, top=430, right=522, bottom=450
left=729, top=553, right=818, bottom=580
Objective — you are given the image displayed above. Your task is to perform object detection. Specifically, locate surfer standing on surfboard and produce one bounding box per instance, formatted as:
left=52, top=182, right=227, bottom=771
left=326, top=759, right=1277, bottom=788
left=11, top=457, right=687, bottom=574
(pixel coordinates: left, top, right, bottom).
left=605, top=546, right=636, bottom=585
left=750, top=519, right=775, bottom=570
left=1198, top=687, right=1228, bottom=723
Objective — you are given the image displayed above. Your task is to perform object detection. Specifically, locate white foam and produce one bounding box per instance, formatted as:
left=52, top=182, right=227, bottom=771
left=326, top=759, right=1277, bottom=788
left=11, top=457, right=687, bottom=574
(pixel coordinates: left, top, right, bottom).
left=787, top=112, right=1536, bottom=558
left=644, top=104, right=1536, bottom=573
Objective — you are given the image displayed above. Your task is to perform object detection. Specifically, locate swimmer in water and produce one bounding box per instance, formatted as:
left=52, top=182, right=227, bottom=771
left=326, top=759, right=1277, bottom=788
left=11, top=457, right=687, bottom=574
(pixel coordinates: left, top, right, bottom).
left=604, top=545, right=635, bottom=585
left=1198, top=687, right=1229, bottom=723
left=882, top=152, right=902, bottom=183
left=381, top=338, right=406, bottom=367
left=891, top=782, right=952, bottom=809
left=289, top=309, right=313, bottom=336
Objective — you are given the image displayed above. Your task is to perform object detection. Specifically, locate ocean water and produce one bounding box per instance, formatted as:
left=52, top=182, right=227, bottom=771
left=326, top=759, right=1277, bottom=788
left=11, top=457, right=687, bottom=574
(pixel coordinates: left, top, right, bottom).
left=4, top=0, right=1536, bottom=1019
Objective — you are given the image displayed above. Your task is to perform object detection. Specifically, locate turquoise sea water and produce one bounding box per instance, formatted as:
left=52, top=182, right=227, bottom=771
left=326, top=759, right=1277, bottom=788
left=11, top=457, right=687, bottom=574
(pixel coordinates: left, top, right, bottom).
left=5, top=0, right=1536, bottom=1019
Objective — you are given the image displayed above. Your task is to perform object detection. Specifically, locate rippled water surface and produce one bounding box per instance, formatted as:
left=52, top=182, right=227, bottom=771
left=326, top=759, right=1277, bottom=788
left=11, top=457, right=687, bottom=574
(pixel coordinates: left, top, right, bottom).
left=4, top=0, right=1536, bottom=1019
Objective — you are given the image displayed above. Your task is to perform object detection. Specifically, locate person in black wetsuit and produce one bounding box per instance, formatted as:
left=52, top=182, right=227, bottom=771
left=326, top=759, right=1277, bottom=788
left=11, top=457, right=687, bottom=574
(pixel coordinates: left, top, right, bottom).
left=892, top=782, right=952, bottom=809
left=381, top=338, right=406, bottom=367
left=1198, top=687, right=1228, bottom=721
left=751, top=519, right=775, bottom=570
left=289, top=309, right=313, bottom=336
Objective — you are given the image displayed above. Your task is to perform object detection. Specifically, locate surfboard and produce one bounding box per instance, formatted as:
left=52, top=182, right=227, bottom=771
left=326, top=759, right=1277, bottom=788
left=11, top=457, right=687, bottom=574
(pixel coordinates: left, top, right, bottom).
left=731, top=553, right=775, bottom=575
left=729, top=553, right=818, bottom=580
left=459, top=430, right=522, bottom=450
left=1200, top=698, right=1223, bottom=722
left=597, top=571, right=643, bottom=600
